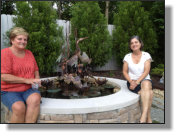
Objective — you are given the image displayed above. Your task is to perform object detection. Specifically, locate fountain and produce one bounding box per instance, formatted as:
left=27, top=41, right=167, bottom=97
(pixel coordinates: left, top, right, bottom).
left=36, top=77, right=141, bottom=123
left=36, top=34, right=141, bottom=123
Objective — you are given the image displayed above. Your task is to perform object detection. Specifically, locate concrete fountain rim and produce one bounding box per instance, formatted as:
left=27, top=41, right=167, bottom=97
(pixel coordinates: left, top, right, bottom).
left=40, top=76, right=139, bottom=114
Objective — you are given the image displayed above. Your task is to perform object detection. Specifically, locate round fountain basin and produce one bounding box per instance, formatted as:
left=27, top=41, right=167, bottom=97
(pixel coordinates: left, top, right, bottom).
left=38, top=77, right=141, bottom=123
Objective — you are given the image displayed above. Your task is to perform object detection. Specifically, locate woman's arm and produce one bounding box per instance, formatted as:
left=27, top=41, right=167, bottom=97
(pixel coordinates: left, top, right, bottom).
left=34, top=71, right=41, bottom=87
left=123, top=61, right=139, bottom=90
left=35, top=71, right=40, bottom=79
left=123, top=61, right=132, bottom=83
left=135, top=59, right=151, bottom=84
left=1, top=74, right=40, bottom=85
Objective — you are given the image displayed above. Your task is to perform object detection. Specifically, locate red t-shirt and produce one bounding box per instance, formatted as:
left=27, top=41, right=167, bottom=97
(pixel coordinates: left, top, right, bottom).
left=1, top=48, right=39, bottom=92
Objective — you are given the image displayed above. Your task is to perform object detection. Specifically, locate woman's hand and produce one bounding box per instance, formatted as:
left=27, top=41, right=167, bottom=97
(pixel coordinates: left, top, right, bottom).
left=129, top=80, right=138, bottom=90
left=24, top=78, right=41, bottom=86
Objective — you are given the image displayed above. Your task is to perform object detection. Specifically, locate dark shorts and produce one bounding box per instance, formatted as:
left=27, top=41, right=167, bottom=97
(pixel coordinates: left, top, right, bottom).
left=127, top=79, right=153, bottom=94
left=1, top=88, right=41, bottom=111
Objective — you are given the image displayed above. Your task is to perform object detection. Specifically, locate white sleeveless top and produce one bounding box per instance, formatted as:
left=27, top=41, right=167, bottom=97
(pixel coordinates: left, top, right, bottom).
left=123, top=51, right=153, bottom=80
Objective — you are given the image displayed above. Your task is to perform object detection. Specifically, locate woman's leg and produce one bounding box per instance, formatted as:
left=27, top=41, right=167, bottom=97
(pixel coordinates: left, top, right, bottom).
left=1, top=91, right=26, bottom=123
left=139, top=80, right=153, bottom=123
left=25, top=93, right=41, bottom=123
left=146, top=90, right=153, bottom=123
left=11, top=101, right=26, bottom=123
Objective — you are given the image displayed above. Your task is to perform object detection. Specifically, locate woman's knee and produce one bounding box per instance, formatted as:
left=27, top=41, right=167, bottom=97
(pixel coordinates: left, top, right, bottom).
left=26, top=93, right=41, bottom=106
left=150, top=90, right=154, bottom=97
left=141, top=80, right=152, bottom=90
left=12, top=101, right=26, bottom=115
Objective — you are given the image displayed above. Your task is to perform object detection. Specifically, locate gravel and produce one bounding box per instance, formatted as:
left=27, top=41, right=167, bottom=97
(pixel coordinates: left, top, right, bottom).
left=151, top=89, right=164, bottom=123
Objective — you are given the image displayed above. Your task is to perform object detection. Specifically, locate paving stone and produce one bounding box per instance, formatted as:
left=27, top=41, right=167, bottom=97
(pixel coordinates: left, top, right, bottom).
left=87, top=110, right=118, bottom=120
left=74, top=114, right=83, bottom=123
left=50, top=114, right=73, bottom=121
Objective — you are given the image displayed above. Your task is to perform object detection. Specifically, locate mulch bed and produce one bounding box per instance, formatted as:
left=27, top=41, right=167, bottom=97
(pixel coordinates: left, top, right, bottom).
left=91, top=70, right=164, bottom=90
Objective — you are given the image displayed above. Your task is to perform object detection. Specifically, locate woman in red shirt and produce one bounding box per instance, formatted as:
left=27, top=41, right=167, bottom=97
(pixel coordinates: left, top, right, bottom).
left=1, top=27, right=41, bottom=123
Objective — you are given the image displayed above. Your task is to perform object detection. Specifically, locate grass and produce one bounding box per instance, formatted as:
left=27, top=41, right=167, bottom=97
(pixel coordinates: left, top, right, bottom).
left=152, top=120, right=161, bottom=123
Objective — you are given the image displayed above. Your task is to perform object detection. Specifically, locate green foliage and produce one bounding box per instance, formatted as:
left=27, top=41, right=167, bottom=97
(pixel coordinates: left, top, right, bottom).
left=151, top=64, right=164, bottom=76
left=1, top=1, right=15, bottom=15
left=152, top=120, right=160, bottom=123
left=54, top=1, right=76, bottom=20
left=13, top=1, right=64, bottom=75
left=98, top=1, right=119, bottom=24
left=70, top=1, right=112, bottom=67
left=108, top=71, right=114, bottom=77
left=141, top=1, right=164, bottom=67
left=150, top=2, right=165, bottom=66
left=113, top=1, right=158, bottom=66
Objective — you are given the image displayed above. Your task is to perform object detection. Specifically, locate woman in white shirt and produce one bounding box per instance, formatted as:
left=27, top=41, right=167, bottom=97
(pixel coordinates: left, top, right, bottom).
left=123, top=35, right=153, bottom=123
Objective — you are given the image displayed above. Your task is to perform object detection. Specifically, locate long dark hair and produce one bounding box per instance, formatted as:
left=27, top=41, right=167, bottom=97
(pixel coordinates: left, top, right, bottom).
left=129, top=35, right=144, bottom=51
